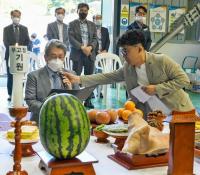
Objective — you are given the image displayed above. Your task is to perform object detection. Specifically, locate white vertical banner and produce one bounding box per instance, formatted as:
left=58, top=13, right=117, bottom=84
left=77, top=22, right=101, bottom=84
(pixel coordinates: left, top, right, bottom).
left=120, top=4, right=129, bottom=29
left=168, top=6, right=186, bottom=34
left=9, top=45, right=28, bottom=107
left=9, top=45, right=28, bottom=73
left=149, top=4, right=167, bottom=33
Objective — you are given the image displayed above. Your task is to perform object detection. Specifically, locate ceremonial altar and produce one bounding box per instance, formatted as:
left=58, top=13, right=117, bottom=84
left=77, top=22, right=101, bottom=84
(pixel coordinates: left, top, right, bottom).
left=0, top=130, right=200, bottom=175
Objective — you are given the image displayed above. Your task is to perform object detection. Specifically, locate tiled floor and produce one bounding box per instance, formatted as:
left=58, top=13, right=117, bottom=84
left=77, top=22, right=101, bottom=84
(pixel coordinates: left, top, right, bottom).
left=0, top=77, right=199, bottom=115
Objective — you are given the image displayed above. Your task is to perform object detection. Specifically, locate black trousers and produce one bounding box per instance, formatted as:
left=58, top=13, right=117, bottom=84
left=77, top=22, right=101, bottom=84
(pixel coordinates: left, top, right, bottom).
left=72, top=55, right=94, bottom=76
left=72, top=54, right=94, bottom=102
left=6, top=59, right=13, bottom=96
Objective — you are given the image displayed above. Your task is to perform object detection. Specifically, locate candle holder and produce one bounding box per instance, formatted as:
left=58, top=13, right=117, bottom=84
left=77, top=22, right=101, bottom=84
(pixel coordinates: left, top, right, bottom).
left=6, top=106, right=28, bottom=175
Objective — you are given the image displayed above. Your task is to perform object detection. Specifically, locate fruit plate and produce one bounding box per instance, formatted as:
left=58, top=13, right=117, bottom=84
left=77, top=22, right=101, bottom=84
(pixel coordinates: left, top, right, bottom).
left=3, top=132, right=39, bottom=144
left=196, top=130, right=200, bottom=133
left=91, top=120, right=121, bottom=128
left=104, top=131, right=128, bottom=137
left=7, top=138, right=39, bottom=144
left=8, top=139, right=38, bottom=157
left=102, top=123, right=128, bottom=133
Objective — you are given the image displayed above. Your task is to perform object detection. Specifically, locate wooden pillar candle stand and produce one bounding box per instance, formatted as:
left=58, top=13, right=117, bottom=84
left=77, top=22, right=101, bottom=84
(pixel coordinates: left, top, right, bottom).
left=6, top=44, right=29, bottom=174
left=6, top=107, right=28, bottom=175
left=168, top=110, right=197, bottom=175
left=10, top=120, right=37, bottom=157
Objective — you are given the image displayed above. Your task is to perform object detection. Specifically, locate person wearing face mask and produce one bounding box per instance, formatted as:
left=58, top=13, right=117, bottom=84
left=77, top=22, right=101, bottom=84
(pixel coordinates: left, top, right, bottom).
left=25, top=39, right=79, bottom=124
left=93, top=14, right=110, bottom=54
left=62, top=30, right=195, bottom=119
left=3, top=9, right=30, bottom=101
left=47, top=7, right=69, bottom=51
left=93, top=14, right=110, bottom=98
left=68, top=3, right=97, bottom=108
left=127, top=5, right=152, bottom=51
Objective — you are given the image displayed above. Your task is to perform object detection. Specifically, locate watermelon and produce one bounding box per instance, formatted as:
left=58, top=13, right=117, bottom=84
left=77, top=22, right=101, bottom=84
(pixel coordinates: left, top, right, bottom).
left=39, top=93, right=90, bottom=159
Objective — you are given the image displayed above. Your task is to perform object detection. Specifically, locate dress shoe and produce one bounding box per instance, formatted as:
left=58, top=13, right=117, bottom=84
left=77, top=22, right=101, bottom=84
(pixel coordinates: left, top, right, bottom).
left=84, top=100, right=94, bottom=109
left=91, top=92, right=95, bottom=99
left=100, top=92, right=103, bottom=98
left=97, top=92, right=103, bottom=98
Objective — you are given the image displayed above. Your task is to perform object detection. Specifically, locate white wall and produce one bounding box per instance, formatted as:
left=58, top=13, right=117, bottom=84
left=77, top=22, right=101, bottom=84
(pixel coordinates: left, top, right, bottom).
left=156, top=43, right=200, bottom=68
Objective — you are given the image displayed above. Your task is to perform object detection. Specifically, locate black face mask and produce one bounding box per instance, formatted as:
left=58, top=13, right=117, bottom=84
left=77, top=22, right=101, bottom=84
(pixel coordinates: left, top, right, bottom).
left=79, top=12, right=87, bottom=20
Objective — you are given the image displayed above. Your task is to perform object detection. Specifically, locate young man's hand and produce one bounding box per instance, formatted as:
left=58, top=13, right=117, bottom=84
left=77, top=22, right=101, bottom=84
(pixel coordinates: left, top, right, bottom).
left=61, top=72, right=81, bottom=84
left=62, top=77, right=72, bottom=89
left=142, top=85, right=156, bottom=95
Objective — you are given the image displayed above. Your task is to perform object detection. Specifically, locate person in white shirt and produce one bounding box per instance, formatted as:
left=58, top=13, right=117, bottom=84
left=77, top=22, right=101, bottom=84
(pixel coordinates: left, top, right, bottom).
left=61, top=30, right=194, bottom=118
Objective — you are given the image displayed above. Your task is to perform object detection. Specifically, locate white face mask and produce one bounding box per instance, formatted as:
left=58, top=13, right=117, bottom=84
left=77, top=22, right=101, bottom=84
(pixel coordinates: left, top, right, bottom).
left=135, top=16, right=146, bottom=24
left=95, top=20, right=102, bottom=26
left=12, top=17, right=20, bottom=25
left=56, top=14, right=64, bottom=22
left=48, top=58, right=64, bottom=72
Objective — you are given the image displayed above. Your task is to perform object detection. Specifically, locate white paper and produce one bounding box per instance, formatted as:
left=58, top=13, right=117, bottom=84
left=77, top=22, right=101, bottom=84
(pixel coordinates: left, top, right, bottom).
left=147, top=96, right=171, bottom=115
left=130, top=86, right=152, bottom=103
left=130, top=86, right=171, bottom=115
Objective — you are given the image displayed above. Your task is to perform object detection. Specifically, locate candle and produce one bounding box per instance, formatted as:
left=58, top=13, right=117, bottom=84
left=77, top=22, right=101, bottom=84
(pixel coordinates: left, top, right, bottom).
left=12, top=74, right=24, bottom=107
left=9, top=45, right=28, bottom=107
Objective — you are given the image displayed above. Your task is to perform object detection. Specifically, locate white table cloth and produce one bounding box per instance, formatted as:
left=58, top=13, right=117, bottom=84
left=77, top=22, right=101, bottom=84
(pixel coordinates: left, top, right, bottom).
left=0, top=131, right=200, bottom=175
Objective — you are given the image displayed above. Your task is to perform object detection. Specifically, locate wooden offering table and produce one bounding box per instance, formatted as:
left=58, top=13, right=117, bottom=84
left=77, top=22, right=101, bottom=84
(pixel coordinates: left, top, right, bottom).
left=37, top=151, right=98, bottom=175
left=108, top=144, right=168, bottom=170
left=0, top=134, right=200, bottom=175
left=168, top=110, right=197, bottom=175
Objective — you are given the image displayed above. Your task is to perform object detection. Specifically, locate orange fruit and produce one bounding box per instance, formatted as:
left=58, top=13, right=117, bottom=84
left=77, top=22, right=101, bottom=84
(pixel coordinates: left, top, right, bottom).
left=87, top=109, right=99, bottom=123
left=124, top=101, right=135, bottom=111
left=117, top=108, right=125, bottom=119
left=122, top=110, right=132, bottom=121
left=106, top=109, right=118, bottom=123
left=95, top=111, right=110, bottom=124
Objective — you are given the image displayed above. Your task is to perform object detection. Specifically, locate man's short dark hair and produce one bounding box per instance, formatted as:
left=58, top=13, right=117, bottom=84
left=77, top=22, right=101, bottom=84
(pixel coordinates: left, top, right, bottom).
left=77, top=3, right=89, bottom=10
left=11, top=10, right=21, bottom=16
left=55, top=7, right=65, bottom=13
left=45, top=39, right=67, bottom=57
left=135, top=6, right=147, bottom=14
left=117, top=30, right=145, bottom=48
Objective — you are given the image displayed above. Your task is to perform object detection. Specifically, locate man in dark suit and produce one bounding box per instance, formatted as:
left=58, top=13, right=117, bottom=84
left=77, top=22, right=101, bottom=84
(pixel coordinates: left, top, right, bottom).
left=93, top=14, right=110, bottom=54
left=25, top=39, right=79, bottom=124
left=3, top=9, right=30, bottom=100
left=93, top=14, right=110, bottom=98
left=47, top=7, right=69, bottom=50
left=127, top=5, right=152, bottom=51
left=68, top=3, right=97, bottom=108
